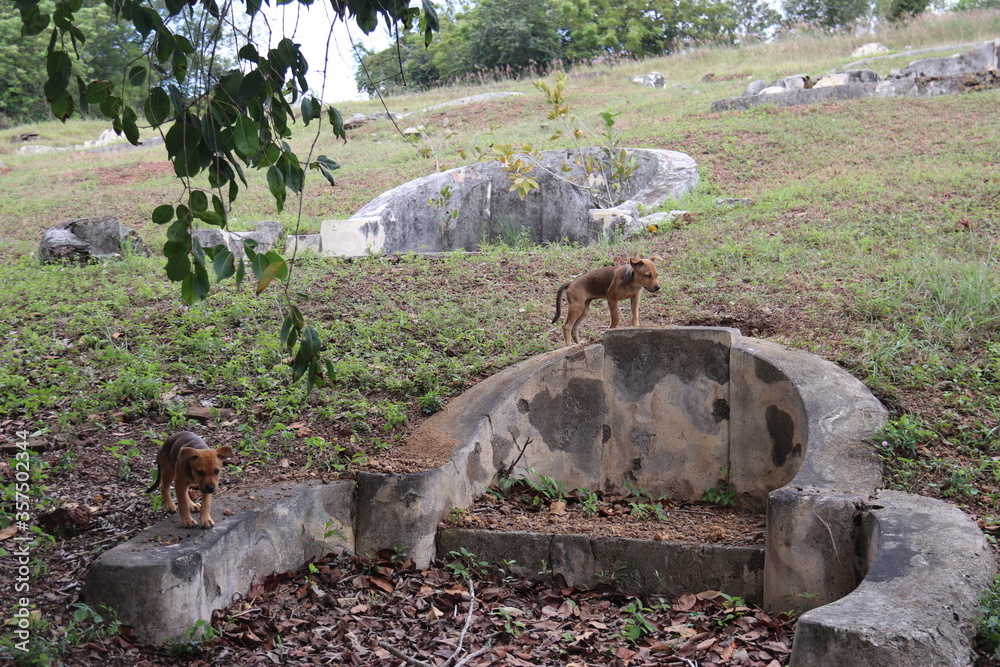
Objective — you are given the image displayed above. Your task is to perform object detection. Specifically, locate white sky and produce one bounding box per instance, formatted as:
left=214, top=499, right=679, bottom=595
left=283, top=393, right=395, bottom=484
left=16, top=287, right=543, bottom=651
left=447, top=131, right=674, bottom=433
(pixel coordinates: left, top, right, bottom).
left=258, top=2, right=395, bottom=102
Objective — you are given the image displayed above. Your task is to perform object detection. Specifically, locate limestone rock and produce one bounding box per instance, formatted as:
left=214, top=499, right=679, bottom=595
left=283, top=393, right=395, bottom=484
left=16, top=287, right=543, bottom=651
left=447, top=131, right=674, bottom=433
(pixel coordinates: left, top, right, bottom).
left=39, top=216, right=148, bottom=263
left=633, top=72, right=667, bottom=88
left=191, top=221, right=284, bottom=259
left=851, top=42, right=889, bottom=58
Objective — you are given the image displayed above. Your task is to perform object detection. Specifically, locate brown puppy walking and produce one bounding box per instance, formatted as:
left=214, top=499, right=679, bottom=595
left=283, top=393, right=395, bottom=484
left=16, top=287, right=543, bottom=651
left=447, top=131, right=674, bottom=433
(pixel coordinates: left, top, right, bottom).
left=147, top=431, right=233, bottom=528
left=552, top=257, right=660, bottom=346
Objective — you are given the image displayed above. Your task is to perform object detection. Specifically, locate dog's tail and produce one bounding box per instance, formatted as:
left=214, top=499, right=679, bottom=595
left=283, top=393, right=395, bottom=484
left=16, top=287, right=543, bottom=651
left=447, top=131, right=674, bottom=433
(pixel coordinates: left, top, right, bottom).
left=552, top=283, right=570, bottom=324
left=146, top=464, right=161, bottom=493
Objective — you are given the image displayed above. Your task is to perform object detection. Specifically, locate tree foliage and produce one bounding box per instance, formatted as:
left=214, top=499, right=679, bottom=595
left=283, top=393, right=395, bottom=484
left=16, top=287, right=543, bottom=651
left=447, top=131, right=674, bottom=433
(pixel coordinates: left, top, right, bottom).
left=1, top=1, right=143, bottom=123
left=357, top=0, right=788, bottom=96
left=783, top=0, right=872, bottom=30
left=10, top=0, right=438, bottom=389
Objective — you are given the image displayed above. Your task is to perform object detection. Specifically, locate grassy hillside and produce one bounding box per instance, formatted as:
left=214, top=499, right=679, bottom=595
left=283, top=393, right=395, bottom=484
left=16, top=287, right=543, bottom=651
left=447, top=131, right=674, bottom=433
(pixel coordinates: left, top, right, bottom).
left=1, top=7, right=999, bottom=662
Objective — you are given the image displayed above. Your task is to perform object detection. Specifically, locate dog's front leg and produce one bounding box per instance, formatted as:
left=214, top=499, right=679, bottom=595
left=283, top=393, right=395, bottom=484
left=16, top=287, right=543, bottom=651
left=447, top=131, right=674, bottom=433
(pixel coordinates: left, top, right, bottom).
left=177, top=486, right=198, bottom=528
left=198, top=494, right=215, bottom=528
left=630, top=295, right=641, bottom=327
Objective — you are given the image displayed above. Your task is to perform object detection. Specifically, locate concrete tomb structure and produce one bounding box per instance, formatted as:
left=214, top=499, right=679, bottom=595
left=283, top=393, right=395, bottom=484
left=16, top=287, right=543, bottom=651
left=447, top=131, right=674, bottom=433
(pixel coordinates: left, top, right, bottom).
left=85, top=328, right=995, bottom=665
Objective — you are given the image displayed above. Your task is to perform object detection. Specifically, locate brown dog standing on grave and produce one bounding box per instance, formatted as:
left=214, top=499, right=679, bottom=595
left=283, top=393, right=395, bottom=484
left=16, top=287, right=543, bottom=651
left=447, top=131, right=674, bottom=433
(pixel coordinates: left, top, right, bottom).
left=552, top=257, right=661, bottom=346
left=147, top=431, right=233, bottom=528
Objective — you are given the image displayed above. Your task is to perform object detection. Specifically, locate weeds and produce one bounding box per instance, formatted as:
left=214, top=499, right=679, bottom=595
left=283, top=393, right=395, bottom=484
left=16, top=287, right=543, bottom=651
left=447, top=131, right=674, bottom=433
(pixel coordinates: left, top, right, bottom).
left=976, top=575, right=1000, bottom=660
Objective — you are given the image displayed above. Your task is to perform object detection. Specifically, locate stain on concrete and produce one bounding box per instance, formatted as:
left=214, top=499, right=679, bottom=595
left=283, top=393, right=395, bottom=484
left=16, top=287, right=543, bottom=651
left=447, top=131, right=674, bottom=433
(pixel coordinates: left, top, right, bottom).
left=766, top=405, right=800, bottom=467
left=754, top=357, right=788, bottom=384
left=712, top=399, right=730, bottom=423
left=491, top=433, right=514, bottom=469
left=171, top=553, right=202, bottom=580
left=528, top=379, right=603, bottom=455
left=517, top=398, right=529, bottom=414
left=608, top=335, right=729, bottom=402
left=602, top=424, right=611, bottom=443
left=628, top=424, right=656, bottom=457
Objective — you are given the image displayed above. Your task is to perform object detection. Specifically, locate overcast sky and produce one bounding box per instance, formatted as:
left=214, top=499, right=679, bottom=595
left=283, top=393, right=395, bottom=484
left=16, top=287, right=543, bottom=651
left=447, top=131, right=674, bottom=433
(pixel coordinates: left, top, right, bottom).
left=259, top=2, right=395, bottom=102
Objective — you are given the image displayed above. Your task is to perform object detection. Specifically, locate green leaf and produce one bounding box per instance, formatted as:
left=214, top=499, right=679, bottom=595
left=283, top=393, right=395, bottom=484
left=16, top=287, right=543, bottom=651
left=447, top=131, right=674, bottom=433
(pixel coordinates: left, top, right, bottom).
left=213, top=249, right=235, bottom=281
left=165, top=253, right=191, bottom=282
left=238, top=44, right=259, bottom=63
left=154, top=31, right=174, bottom=63
left=85, top=80, right=113, bottom=104
left=233, top=114, right=259, bottom=157
left=300, top=97, right=313, bottom=126
left=143, top=87, right=171, bottom=127
left=165, top=118, right=205, bottom=177
left=151, top=204, right=174, bottom=225
left=193, top=210, right=226, bottom=227
left=49, top=91, right=74, bottom=121
left=128, top=66, right=147, bottom=86
left=121, top=106, right=140, bottom=144
left=263, top=251, right=289, bottom=279
left=234, top=255, right=245, bottom=287
left=266, top=166, right=286, bottom=212
left=327, top=106, right=345, bottom=142
left=166, top=217, right=190, bottom=242
left=255, top=258, right=286, bottom=295
left=189, top=190, right=208, bottom=212
left=237, top=69, right=264, bottom=103
left=46, top=50, right=71, bottom=78
left=18, top=5, right=49, bottom=36
left=181, top=263, right=210, bottom=305
left=190, top=235, right=206, bottom=267
left=99, top=95, right=124, bottom=118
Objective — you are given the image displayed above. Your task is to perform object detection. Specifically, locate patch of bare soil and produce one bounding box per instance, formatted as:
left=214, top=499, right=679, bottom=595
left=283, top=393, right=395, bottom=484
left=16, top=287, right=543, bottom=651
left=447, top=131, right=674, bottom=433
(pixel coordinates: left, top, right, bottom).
left=96, top=161, right=174, bottom=187
left=448, top=481, right=766, bottom=548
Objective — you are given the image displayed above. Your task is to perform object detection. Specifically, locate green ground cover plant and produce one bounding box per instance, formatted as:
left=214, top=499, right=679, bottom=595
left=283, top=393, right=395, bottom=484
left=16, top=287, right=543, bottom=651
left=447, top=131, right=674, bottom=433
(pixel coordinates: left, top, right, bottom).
left=0, top=8, right=999, bottom=664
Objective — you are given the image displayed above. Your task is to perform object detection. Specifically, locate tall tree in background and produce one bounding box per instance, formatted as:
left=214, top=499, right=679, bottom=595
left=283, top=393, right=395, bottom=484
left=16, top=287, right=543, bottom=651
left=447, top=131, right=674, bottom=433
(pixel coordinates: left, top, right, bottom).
left=0, top=1, right=142, bottom=124
left=460, top=0, right=563, bottom=76
left=783, top=0, right=872, bottom=29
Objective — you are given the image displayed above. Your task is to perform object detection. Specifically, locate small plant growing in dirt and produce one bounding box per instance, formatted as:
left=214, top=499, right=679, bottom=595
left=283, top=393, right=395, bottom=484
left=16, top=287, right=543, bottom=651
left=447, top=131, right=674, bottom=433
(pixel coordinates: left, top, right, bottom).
left=616, top=600, right=658, bottom=643
left=702, top=468, right=737, bottom=507
left=446, top=547, right=490, bottom=579
left=165, top=620, right=218, bottom=659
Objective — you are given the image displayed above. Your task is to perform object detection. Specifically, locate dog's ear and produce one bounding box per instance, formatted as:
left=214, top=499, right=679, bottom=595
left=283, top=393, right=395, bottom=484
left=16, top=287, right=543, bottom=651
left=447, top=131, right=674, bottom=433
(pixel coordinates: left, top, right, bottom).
left=178, top=447, right=201, bottom=463
left=215, top=445, right=234, bottom=460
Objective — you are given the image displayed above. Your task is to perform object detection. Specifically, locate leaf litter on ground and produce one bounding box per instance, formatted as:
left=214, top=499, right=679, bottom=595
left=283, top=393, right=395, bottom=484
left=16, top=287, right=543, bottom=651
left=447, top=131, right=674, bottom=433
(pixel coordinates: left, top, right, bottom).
left=77, top=549, right=796, bottom=665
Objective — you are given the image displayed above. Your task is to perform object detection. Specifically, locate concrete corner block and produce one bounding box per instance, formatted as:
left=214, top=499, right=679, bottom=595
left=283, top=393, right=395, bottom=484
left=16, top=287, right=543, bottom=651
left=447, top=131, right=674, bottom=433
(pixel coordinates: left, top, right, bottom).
left=82, top=480, right=354, bottom=643
left=320, top=216, right=384, bottom=257
left=790, top=491, right=997, bottom=667
left=285, top=234, right=322, bottom=254
left=763, top=489, right=869, bottom=611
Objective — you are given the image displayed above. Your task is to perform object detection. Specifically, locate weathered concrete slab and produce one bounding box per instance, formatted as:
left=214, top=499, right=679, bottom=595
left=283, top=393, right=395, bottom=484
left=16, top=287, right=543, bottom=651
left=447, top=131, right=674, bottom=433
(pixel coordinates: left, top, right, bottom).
left=285, top=234, right=322, bottom=254
left=438, top=529, right=765, bottom=602
left=83, top=479, right=354, bottom=643
left=790, top=491, right=997, bottom=667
